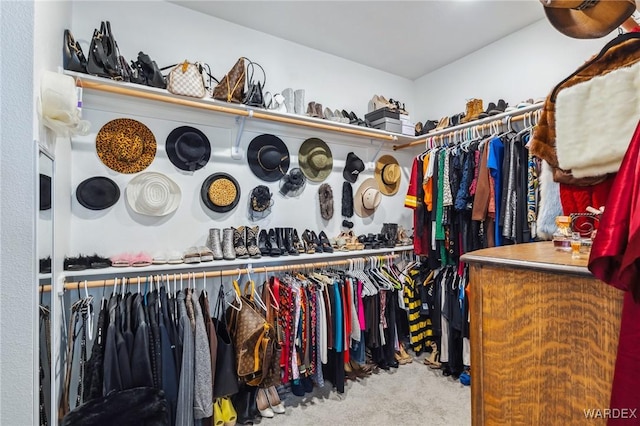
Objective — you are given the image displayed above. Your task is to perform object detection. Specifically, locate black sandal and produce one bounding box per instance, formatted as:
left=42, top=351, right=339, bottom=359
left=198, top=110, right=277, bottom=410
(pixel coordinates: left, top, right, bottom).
left=318, top=231, right=334, bottom=253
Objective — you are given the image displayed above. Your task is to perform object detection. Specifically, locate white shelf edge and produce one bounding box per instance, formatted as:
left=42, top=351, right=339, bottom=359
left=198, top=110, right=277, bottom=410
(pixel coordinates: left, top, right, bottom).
left=63, top=70, right=416, bottom=144
left=62, top=245, right=414, bottom=280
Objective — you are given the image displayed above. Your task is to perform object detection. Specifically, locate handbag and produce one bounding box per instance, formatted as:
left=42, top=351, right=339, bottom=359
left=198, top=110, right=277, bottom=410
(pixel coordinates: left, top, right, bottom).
left=260, top=278, right=282, bottom=388
left=167, top=61, right=207, bottom=98
left=86, top=21, right=122, bottom=79
left=226, top=280, right=276, bottom=386
left=213, top=57, right=246, bottom=103
left=243, top=59, right=266, bottom=108
left=212, top=286, right=240, bottom=398
left=62, top=29, right=87, bottom=73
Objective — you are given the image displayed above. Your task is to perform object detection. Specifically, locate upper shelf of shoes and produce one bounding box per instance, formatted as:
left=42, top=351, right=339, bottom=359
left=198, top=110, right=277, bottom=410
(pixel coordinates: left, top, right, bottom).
left=63, top=71, right=419, bottom=145
left=61, top=245, right=414, bottom=280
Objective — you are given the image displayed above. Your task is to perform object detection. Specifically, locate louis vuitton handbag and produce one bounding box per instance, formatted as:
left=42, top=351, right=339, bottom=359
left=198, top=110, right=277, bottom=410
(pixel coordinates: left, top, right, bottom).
left=167, top=61, right=207, bottom=98
left=213, top=57, right=246, bottom=103
left=226, top=280, right=277, bottom=386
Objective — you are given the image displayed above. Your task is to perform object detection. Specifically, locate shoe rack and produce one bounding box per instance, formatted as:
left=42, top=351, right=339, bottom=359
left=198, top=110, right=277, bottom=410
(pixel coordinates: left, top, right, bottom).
left=40, top=246, right=413, bottom=293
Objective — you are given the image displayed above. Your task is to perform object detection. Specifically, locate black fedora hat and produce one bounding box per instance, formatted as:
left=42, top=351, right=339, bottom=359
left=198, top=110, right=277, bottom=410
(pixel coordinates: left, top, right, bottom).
left=40, top=174, right=51, bottom=211
left=166, top=126, right=211, bottom=171
left=201, top=173, right=241, bottom=213
left=247, top=134, right=290, bottom=182
left=76, top=176, right=120, bottom=210
left=343, top=152, right=365, bottom=183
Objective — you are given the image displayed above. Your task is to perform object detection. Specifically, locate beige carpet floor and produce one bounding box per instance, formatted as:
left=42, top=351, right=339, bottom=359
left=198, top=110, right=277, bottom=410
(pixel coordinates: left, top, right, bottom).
left=257, top=356, right=471, bottom=426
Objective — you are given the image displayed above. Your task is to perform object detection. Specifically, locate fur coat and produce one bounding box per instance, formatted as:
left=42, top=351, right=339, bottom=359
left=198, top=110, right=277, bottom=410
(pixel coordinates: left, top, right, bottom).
left=529, top=32, right=640, bottom=185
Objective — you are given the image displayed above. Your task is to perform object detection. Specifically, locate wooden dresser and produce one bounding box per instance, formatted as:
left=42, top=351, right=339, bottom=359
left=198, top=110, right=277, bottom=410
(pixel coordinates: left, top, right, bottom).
left=461, top=242, right=624, bottom=425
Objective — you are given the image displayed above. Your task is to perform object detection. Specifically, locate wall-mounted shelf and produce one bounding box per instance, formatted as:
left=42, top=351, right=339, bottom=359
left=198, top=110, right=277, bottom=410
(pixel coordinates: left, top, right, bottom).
left=61, top=245, right=413, bottom=281
left=65, top=71, right=417, bottom=145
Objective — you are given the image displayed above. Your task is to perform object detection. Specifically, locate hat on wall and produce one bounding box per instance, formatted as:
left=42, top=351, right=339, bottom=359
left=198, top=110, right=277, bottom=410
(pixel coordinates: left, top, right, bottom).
left=201, top=173, right=241, bottom=213
left=76, top=176, right=120, bottom=210
left=374, top=155, right=401, bottom=196
left=38, top=70, right=90, bottom=137
left=343, top=152, right=365, bottom=183
left=279, top=167, right=306, bottom=197
left=247, top=134, right=290, bottom=182
left=354, top=178, right=382, bottom=218
left=96, top=118, right=157, bottom=174
left=40, top=174, right=51, bottom=211
left=166, top=126, right=211, bottom=171
left=540, top=0, right=636, bottom=39
left=299, top=138, right=333, bottom=182
left=126, top=172, right=181, bottom=216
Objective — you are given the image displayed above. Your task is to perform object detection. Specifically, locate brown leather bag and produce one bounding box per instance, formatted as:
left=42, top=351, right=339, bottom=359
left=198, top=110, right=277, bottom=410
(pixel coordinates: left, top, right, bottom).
left=226, top=280, right=276, bottom=386
left=213, top=57, right=246, bottom=103
left=260, top=278, right=282, bottom=388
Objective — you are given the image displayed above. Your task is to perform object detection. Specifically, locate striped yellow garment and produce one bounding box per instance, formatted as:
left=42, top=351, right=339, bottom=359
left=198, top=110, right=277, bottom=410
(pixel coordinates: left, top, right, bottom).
left=403, top=269, right=433, bottom=354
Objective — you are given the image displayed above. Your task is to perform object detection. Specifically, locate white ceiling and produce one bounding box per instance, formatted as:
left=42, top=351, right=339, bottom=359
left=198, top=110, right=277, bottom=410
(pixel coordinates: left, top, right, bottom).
left=171, top=1, right=546, bottom=80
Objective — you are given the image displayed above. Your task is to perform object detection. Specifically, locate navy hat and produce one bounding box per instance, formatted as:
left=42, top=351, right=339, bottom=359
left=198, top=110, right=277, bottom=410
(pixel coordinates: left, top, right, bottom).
left=76, top=176, right=120, bottom=210
left=166, top=126, right=211, bottom=171
left=343, top=152, right=365, bottom=183
left=40, top=174, right=51, bottom=211
left=247, top=134, right=290, bottom=182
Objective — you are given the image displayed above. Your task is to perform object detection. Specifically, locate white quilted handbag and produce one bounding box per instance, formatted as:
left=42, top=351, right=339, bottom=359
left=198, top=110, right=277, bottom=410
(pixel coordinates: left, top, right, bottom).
left=167, top=61, right=206, bottom=98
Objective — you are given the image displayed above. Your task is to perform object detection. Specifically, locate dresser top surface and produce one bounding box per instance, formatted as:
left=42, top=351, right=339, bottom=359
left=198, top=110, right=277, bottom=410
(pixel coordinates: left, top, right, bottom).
left=460, top=241, right=593, bottom=277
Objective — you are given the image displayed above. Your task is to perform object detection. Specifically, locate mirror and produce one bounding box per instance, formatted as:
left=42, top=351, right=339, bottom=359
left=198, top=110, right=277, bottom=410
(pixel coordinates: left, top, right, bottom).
left=38, top=145, right=53, bottom=425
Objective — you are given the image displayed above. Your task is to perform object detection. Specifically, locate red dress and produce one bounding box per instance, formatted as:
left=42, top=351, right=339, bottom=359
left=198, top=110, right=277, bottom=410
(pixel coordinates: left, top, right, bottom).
left=589, top=121, right=640, bottom=424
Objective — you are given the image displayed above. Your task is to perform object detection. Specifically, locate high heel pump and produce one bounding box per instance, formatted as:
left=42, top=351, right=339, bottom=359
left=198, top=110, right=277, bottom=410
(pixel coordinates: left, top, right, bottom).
left=302, top=230, right=317, bottom=254
left=318, top=231, right=334, bottom=253
left=309, top=230, right=324, bottom=253
left=264, top=386, right=285, bottom=414
left=255, top=388, right=275, bottom=418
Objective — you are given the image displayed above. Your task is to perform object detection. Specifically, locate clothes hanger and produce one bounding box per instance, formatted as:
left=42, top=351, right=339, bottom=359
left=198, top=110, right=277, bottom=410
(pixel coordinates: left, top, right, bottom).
left=83, top=280, right=94, bottom=341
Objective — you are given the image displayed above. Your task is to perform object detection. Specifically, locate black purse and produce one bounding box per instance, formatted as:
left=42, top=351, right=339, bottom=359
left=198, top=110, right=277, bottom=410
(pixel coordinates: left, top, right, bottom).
left=212, top=286, right=239, bottom=398
left=243, top=59, right=266, bottom=108
left=62, top=29, right=87, bottom=73
left=86, top=21, right=122, bottom=79
left=130, top=51, right=166, bottom=89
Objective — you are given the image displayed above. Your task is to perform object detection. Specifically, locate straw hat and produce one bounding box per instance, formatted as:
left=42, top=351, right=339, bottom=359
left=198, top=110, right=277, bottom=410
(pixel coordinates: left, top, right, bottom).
left=299, top=138, right=333, bottom=182
left=540, top=0, right=636, bottom=39
left=374, top=155, right=401, bottom=196
left=201, top=173, right=240, bottom=213
left=125, top=172, right=181, bottom=216
left=96, top=118, right=157, bottom=174
left=247, top=134, right=290, bottom=182
left=166, top=126, right=211, bottom=171
left=354, top=178, right=382, bottom=217
left=76, top=176, right=120, bottom=210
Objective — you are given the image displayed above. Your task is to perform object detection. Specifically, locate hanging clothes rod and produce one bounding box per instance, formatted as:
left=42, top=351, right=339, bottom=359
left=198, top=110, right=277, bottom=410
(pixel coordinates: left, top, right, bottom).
left=393, top=102, right=543, bottom=151
left=40, top=254, right=401, bottom=293
left=78, top=78, right=398, bottom=142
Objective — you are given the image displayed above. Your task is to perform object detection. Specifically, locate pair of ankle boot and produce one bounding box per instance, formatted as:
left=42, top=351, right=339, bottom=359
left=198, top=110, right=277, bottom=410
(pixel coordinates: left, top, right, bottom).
left=207, top=226, right=261, bottom=261
left=258, top=228, right=304, bottom=257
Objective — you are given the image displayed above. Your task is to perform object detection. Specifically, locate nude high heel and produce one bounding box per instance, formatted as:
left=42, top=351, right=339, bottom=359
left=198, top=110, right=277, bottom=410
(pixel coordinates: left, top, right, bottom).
left=255, top=388, right=275, bottom=418
left=265, top=386, right=285, bottom=414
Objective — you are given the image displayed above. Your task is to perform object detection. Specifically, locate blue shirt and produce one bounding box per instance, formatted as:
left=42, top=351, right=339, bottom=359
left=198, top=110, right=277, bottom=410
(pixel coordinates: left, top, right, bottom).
left=487, top=136, right=505, bottom=246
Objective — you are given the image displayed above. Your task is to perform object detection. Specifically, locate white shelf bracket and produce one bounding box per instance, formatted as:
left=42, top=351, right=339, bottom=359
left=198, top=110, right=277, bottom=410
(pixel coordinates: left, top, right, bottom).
left=232, top=110, right=253, bottom=160
left=368, top=139, right=385, bottom=169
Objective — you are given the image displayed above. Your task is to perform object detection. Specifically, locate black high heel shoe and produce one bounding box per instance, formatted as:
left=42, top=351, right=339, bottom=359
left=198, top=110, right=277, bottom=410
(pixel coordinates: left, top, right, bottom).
left=292, top=229, right=306, bottom=254
left=267, top=229, right=281, bottom=257
left=309, top=230, right=324, bottom=253
left=258, top=230, right=271, bottom=257
left=318, top=231, right=334, bottom=253
left=302, top=230, right=316, bottom=254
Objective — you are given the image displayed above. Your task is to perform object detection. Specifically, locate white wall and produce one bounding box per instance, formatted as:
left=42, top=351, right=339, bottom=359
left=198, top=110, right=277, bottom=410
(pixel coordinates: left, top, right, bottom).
left=65, top=0, right=417, bottom=258
left=413, top=19, right=614, bottom=120
left=71, top=1, right=415, bottom=120
left=69, top=90, right=414, bottom=256
left=0, top=1, right=37, bottom=424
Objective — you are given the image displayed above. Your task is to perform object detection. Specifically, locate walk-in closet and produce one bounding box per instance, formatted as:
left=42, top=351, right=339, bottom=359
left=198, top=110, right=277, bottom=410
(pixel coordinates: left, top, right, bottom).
left=3, top=1, right=640, bottom=425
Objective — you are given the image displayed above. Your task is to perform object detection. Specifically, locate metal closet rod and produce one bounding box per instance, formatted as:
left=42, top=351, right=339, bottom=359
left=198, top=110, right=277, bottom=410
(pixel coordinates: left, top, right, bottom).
left=80, top=79, right=398, bottom=142
left=40, top=254, right=401, bottom=293
left=393, top=102, right=543, bottom=150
